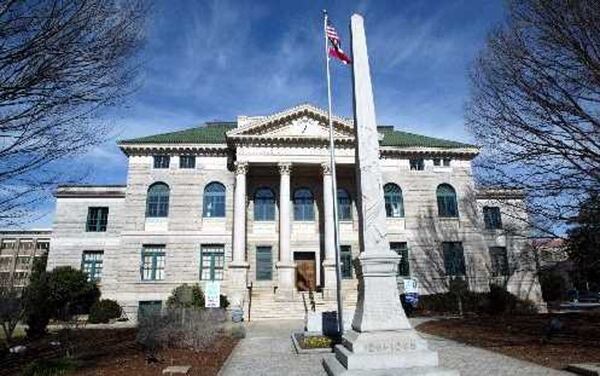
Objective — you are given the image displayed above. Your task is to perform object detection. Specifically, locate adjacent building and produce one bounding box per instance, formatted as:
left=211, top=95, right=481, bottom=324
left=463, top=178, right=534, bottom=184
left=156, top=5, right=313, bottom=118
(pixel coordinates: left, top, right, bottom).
left=0, top=229, right=51, bottom=291
left=45, top=104, right=543, bottom=320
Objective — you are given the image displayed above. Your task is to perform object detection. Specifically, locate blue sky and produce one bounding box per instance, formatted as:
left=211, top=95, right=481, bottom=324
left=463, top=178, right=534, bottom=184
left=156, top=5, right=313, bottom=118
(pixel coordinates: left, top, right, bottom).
left=33, top=0, right=505, bottom=227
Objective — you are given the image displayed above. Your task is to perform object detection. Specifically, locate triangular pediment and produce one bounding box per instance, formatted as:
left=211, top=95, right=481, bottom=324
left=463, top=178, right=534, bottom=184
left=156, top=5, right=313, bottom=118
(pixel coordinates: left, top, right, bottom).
left=227, top=104, right=354, bottom=140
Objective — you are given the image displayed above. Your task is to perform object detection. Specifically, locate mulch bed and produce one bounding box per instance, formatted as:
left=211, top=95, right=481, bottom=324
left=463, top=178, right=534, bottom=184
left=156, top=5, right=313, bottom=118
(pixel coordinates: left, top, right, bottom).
left=0, top=328, right=238, bottom=376
left=416, top=312, right=600, bottom=370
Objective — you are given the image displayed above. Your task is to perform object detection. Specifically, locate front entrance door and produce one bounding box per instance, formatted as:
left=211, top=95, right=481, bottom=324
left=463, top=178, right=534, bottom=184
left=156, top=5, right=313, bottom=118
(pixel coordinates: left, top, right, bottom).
left=294, top=252, right=316, bottom=291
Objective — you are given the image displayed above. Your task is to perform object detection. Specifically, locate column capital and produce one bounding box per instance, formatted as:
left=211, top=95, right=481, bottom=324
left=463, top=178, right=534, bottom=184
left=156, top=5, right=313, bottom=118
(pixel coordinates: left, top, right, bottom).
left=321, top=162, right=332, bottom=176
left=278, top=162, right=292, bottom=175
left=234, top=161, right=248, bottom=175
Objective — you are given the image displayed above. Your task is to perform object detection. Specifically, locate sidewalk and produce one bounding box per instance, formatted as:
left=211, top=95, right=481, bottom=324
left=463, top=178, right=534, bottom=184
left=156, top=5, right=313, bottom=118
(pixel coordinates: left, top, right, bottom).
left=218, top=319, right=570, bottom=376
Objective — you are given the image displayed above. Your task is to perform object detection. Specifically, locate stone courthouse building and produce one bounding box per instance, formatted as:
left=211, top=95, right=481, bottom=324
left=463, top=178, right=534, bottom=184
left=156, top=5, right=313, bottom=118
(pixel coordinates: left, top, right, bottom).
left=46, top=104, right=543, bottom=320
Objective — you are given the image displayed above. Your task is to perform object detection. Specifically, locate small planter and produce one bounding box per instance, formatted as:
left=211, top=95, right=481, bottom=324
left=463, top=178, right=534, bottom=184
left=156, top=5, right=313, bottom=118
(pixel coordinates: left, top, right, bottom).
left=291, top=332, right=337, bottom=355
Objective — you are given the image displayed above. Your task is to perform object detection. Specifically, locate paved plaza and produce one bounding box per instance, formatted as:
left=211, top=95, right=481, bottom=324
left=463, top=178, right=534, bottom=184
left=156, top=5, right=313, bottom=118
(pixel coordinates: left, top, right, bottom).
left=218, top=319, right=570, bottom=376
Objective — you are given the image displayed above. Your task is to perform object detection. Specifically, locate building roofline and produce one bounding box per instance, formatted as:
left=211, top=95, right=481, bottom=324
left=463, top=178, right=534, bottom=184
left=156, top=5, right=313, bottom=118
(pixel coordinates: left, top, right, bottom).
left=55, top=185, right=126, bottom=199
left=0, top=229, right=52, bottom=235
left=476, top=187, right=526, bottom=199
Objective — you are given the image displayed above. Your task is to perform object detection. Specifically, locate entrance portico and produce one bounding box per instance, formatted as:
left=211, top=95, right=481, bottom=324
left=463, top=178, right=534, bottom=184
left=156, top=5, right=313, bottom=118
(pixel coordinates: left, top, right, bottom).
left=227, top=104, right=358, bottom=302
left=229, top=159, right=355, bottom=301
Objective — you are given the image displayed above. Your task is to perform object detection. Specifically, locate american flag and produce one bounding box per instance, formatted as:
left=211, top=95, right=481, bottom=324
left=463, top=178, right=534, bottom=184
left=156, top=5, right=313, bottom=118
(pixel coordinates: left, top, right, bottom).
left=326, top=21, right=352, bottom=65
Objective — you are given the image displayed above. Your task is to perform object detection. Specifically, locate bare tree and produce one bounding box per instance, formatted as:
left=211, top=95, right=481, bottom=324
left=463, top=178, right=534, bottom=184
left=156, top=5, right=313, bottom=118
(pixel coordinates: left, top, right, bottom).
left=467, top=0, right=600, bottom=235
left=0, top=0, right=147, bottom=226
left=0, top=242, right=44, bottom=347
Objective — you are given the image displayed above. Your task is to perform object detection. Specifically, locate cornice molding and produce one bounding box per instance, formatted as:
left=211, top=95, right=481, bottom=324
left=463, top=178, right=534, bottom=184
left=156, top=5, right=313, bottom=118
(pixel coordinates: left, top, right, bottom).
left=228, top=134, right=355, bottom=148
left=118, top=143, right=229, bottom=157
left=379, top=146, right=480, bottom=158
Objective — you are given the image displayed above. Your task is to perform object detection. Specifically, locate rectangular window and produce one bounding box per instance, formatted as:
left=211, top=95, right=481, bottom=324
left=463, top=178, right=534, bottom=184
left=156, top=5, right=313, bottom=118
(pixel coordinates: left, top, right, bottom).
left=483, top=206, right=502, bottom=229
left=433, top=158, right=441, bottom=166
left=86, top=207, right=109, bottom=232
left=390, top=242, right=410, bottom=276
left=138, top=301, right=162, bottom=319
left=180, top=155, right=196, bottom=169
left=82, top=250, right=104, bottom=282
left=1, top=240, right=15, bottom=252
left=489, top=247, right=509, bottom=277
left=15, top=256, right=31, bottom=270
left=19, top=240, right=33, bottom=251
left=442, top=242, right=466, bottom=277
left=443, top=158, right=451, bottom=167
left=256, top=246, right=273, bottom=281
left=37, top=241, right=50, bottom=253
left=340, top=246, right=353, bottom=279
left=200, top=245, right=224, bottom=281
left=410, top=159, right=424, bottom=171
left=141, top=246, right=165, bottom=281
left=153, top=155, right=170, bottom=169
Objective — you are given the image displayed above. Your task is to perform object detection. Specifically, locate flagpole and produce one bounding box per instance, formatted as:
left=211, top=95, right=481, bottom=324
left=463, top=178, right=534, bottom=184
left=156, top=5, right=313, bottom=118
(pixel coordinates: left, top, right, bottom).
left=322, top=9, right=344, bottom=336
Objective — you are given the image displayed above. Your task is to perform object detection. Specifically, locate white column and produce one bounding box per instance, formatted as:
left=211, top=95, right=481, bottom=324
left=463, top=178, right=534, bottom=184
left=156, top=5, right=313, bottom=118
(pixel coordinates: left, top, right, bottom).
left=229, top=161, right=249, bottom=309
left=276, top=162, right=295, bottom=300
left=232, top=161, right=248, bottom=264
left=279, top=163, right=291, bottom=263
left=321, top=162, right=338, bottom=299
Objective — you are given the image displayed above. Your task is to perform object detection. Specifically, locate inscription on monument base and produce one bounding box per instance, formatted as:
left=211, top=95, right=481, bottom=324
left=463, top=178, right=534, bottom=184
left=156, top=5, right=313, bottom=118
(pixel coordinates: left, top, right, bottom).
left=366, top=339, right=417, bottom=353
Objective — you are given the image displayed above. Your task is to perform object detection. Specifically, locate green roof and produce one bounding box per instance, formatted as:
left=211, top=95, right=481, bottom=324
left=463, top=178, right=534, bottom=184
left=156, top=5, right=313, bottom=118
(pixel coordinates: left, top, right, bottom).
left=120, top=122, right=475, bottom=149
left=119, top=122, right=236, bottom=144
left=377, top=126, right=475, bottom=148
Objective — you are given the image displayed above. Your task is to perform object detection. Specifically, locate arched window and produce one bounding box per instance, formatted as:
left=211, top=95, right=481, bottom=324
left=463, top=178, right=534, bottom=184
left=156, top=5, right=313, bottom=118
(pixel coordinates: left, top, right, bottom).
left=293, top=188, right=314, bottom=221
left=437, top=184, right=458, bottom=217
left=337, top=189, right=352, bottom=221
left=384, top=183, right=404, bottom=218
left=146, top=182, right=170, bottom=218
left=203, top=182, right=226, bottom=218
left=254, top=187, right=275, bottom=221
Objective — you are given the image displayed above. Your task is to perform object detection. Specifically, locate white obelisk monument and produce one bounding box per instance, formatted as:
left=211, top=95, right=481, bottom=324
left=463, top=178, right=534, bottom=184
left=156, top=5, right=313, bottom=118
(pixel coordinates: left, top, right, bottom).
left=323, top=14, right=458, bottom=375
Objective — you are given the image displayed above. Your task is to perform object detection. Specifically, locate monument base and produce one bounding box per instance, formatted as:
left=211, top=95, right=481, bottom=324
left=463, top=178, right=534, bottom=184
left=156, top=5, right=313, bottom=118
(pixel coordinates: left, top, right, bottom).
left=323, top=359, right=458, bottom=376
left=323, top=329, right=458, bottom=376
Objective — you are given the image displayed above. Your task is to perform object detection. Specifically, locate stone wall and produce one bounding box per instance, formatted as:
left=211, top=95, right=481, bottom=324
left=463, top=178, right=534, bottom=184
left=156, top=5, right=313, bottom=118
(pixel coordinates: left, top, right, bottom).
left=48, top=152, right=545, bottom=320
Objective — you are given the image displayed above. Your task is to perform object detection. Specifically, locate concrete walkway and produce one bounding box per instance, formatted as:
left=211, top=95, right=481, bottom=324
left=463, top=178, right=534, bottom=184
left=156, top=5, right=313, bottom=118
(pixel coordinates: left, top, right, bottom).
left=218, top=319, right=570, bottom=376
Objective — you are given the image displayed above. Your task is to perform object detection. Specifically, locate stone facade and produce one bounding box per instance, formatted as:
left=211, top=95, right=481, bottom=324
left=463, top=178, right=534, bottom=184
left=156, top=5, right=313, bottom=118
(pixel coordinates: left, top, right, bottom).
left=45, top=104, right=543, bottom=320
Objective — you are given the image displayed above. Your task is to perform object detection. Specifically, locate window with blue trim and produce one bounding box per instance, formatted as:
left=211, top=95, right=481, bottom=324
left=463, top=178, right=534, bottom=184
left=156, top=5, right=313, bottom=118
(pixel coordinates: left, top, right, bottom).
left=141, top=246, right=165, bottom=281
left=442, top=242, right=465, bottom=277
left=489, top=246, right=509, bottom=276
left=203, top=182, right=226, bottom=218
left=82, top=250, right=103, bottom=282
left=437, top=184, right=458, bottom=217
left=86, top=207, right=108, bottom=232
left=180, top=155, right=196, bottom=169
left=153, top=155, right=170, bottom=169
left=293, top=188, right=314, bottom=221
left=337, top=189, right=352, bottom=221
left=390, top=242, right=410, bottom=276
left=200, top=244, right=224, bottom=281
left=483, top=206, right=502, bottom=229
left=146, top=183, right=170, bottom=217
left=254, top=188, right=275, bottom=221
left=410, top=158, right=424, bottom=171
left=384, top=183, right=404, bottom=218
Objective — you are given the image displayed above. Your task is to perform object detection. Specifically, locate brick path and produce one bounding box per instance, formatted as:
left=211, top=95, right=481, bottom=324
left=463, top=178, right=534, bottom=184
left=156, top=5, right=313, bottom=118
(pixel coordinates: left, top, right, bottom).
left=218, top=319, right=569, bottom=376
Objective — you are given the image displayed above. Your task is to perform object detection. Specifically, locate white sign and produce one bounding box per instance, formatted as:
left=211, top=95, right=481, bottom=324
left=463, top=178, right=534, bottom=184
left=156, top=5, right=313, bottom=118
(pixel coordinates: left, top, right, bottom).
left=205, top=281, right=220, bottom=308
left=403, top=278, right=419, bottom=294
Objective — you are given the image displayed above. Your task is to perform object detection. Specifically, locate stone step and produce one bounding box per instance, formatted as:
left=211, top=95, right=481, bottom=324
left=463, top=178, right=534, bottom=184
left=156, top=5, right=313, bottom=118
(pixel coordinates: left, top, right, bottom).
left=245, top=289, right=358, bottom=320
